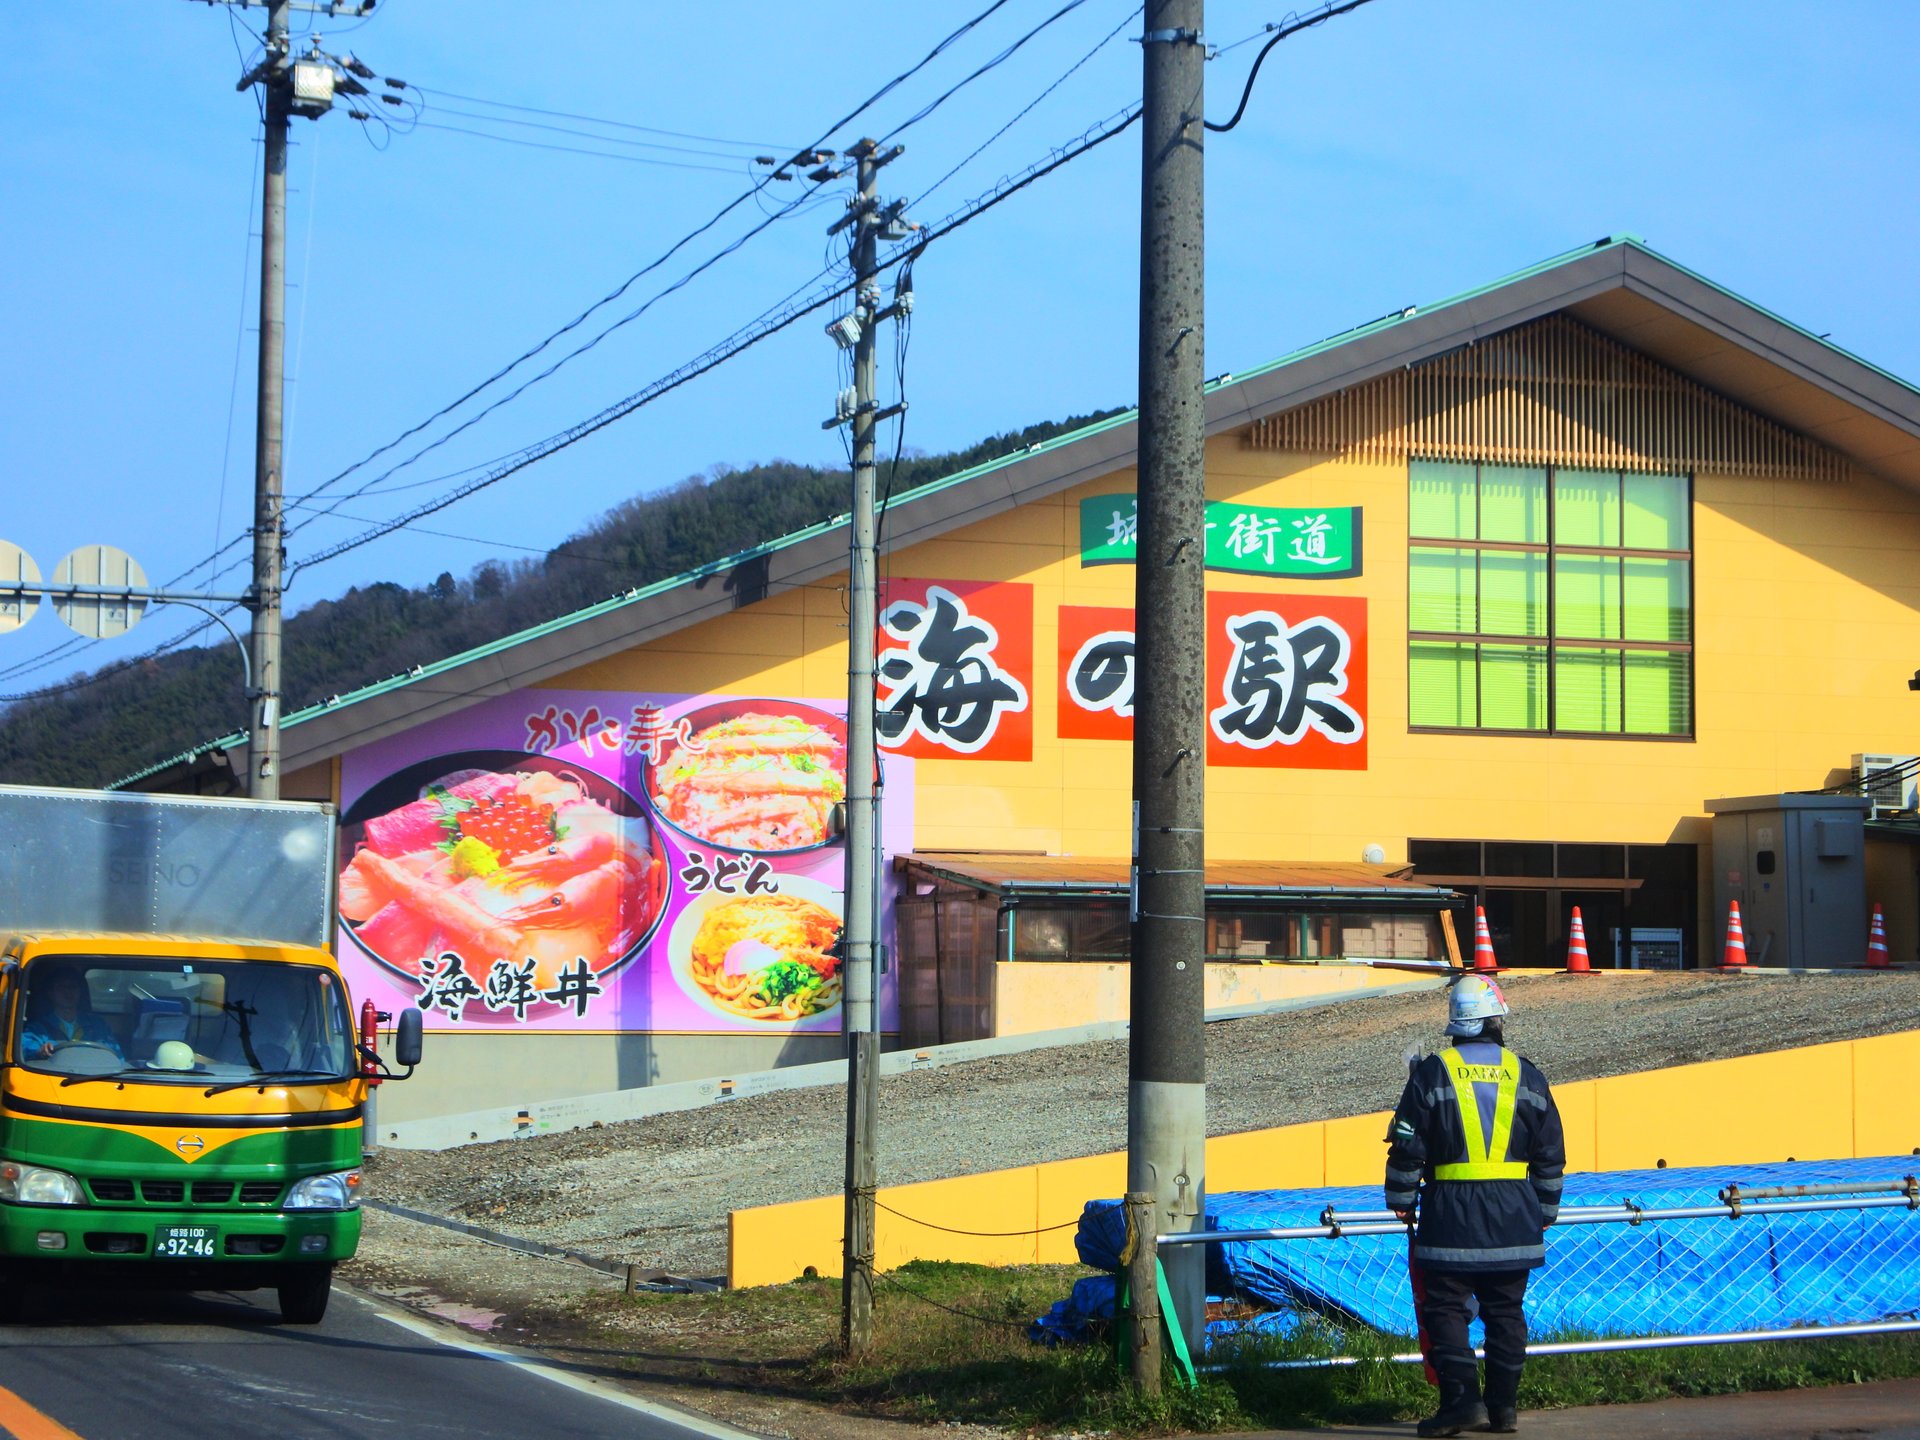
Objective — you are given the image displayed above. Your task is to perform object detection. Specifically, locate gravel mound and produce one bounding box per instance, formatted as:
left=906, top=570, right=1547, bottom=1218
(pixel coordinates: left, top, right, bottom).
left=362, top=971, right=1920, bottom=1281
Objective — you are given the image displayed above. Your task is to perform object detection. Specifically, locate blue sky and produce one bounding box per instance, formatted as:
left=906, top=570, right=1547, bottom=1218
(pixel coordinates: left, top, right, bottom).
left=2, top=0, right=1915, bottom=702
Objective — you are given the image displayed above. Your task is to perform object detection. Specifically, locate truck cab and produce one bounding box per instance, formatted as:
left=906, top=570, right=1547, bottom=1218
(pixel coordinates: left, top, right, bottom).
left=0, top=786, right=422, bottom=1324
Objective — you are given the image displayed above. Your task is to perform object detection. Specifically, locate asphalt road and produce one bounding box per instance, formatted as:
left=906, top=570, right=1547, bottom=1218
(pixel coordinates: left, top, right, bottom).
left=0, top=1279, right=752, bottom=1440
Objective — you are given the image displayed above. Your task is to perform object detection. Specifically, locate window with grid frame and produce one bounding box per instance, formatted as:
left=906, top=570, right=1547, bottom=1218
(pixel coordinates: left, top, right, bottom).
left=1408, top=460, right=1693, bottom=736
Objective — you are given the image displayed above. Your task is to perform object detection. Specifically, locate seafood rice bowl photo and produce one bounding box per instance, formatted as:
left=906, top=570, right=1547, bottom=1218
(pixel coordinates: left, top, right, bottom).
left=337, top=753, right=667, bottom=1003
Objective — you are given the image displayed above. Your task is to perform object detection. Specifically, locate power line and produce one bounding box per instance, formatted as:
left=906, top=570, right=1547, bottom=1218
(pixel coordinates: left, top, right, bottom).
left=879, top=0, right=1095, bottom=144
left=280, top=0, right=1030, bottom=525
left=1206, top=0, right=1380, bottom=133
left=911, top=3, right=1141, bottom=211
left=424, top=104, right=776, bottom=163
left=413, top=89, right=793, bottom=155
left=1, top=6, right=1141, bottom=701
left=284, top=175, right=839, bottom=537
left=24, top=0, right=1050, bottom=672
left=411, top=119, right=749, bottom=174
left=290, top=103, right=1145, bottom=576
left=3, top=100, right=1146, bottom=704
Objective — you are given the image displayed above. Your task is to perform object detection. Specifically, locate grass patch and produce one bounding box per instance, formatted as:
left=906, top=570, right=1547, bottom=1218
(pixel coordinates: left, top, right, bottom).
left=565, top=1263, right=1920, bottom=1434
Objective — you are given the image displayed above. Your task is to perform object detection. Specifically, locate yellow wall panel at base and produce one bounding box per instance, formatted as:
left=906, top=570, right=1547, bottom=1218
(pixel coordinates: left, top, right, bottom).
left=727, top=1030, right=1920, bottom=1288
left=1552, top=1079, right=1598, bottom=1176
left=729, top=1194, right=841, bottom=1290
left=1851, top=1031, right=1920, bottom=1158
left=875, top=1169, right=1043, bottom=1271
left=1591, top=1042, right=1856, bottom=1171
left=1036, top=1153, right=1129, bottom=1264
left=1210, top=1122, right=1324, bottom=1194
left=1324, top=1112, right=1392, bottom=1187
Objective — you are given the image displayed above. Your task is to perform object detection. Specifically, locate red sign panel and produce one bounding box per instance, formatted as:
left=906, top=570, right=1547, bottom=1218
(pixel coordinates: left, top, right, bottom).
left=1053, top=593, right=1368, bottom=770
left=1205, top=591, right=1367, bottom=769
left=1057, top=605, right=1137, bottom=741
left=876, top=579, right=1033, bottom=761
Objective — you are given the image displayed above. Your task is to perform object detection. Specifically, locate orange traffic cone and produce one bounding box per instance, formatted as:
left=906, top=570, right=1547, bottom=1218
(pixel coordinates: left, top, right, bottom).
left=1720, top=899, right=1749, bottom=971
left=1565, top=906, right=1593, bottom=974
left=1866, top=904, right=1892, bottom=969
left=1472, top=906, right=1500, bottom=972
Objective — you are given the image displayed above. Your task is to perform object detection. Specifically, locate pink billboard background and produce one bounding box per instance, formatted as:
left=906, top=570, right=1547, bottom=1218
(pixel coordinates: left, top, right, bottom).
left=336, top=688, right=911, bottom=1034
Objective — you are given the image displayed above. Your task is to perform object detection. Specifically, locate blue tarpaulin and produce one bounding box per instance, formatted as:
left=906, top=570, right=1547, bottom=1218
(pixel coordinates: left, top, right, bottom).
left=1055, top=1156, right=1919, bottom=1347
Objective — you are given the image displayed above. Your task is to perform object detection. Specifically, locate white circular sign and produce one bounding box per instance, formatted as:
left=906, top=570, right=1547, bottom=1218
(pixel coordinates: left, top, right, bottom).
left=53, top=545, right=148, bottom=640
left=0, top=540, right=40, bottom=635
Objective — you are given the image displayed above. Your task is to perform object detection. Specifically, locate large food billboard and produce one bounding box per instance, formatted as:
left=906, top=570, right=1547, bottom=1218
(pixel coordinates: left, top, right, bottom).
left=337, top=689, right=910, bottom=1033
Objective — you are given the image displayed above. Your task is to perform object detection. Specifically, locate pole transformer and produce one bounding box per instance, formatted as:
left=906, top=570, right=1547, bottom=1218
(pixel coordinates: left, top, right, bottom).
left=1129, top=0, right=1208, bottom=1368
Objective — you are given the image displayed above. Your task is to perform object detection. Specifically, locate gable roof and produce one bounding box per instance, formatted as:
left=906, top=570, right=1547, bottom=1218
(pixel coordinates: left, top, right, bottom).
left=118, top=235, right=1920, bottom=791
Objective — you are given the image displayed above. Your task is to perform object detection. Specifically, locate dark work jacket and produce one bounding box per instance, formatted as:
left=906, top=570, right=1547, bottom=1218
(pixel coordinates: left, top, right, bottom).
left=1383, top=1039, right=1566, bottom=1273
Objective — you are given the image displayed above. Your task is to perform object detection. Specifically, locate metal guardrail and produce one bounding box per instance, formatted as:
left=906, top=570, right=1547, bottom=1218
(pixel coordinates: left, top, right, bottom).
left=1140, top=1179, right=1920, bottom=1369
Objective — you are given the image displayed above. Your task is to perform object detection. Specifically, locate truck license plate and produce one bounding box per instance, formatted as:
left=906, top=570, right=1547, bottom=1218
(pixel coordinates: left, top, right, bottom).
left=153, top=1225, right=219, bottom=1259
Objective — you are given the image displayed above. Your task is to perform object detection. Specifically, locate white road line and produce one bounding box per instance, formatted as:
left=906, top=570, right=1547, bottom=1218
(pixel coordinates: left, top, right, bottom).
left=357, top=1294, right=769, bottom=1440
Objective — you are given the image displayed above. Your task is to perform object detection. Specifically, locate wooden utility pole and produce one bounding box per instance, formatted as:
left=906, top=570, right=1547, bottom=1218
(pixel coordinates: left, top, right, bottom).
left=1128, top=0, right=1208, bottom=1369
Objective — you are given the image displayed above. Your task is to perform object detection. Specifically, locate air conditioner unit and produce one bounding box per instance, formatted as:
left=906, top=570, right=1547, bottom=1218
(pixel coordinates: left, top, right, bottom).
left=1852, top=753, right=1919, bottom=817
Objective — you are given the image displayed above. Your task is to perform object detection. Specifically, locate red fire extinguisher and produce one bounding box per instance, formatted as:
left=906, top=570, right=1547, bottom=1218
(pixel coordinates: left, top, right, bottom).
left=360, top=998, right=386, bottom=1087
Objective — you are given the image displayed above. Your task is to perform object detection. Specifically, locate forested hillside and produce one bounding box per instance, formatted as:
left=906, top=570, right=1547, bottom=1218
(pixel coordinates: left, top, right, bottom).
left=0, top=409, right=1121, bottom=788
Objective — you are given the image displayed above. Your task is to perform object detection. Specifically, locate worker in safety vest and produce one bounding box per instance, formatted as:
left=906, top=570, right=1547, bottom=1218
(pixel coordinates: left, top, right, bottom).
left=1384, top=974, right=1565, bottom=1437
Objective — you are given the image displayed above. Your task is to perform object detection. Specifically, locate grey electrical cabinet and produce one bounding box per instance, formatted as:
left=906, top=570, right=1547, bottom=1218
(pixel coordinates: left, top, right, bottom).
left=1705, top=793, right=1868, bottom=969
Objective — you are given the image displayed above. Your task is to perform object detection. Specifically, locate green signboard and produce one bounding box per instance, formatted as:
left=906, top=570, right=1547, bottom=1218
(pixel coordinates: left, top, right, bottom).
left=1079, top=495, right=1362, bottom=578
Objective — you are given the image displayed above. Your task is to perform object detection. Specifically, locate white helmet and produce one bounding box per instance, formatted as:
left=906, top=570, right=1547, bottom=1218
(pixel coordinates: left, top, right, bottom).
left=1445, top=973, right=1509, bottom=1037
left=150, top=1040, right=196, bottom=1071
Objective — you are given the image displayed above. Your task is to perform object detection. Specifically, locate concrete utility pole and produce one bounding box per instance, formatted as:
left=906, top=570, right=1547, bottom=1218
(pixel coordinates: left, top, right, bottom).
left=835, top=137, right=909, bottom=1357
left=248, top=0, right=292, bottom=800
left=1129, top=0, right=1208, bottom=1369
left=201, top=0, right=375, bottom=795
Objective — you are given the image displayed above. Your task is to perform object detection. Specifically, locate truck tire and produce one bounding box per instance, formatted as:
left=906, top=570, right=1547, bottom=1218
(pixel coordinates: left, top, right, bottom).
left=277, top=1264, right=334, bottom=1325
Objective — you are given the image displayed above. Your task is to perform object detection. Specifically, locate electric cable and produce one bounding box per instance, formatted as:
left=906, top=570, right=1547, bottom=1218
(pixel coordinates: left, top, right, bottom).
left=211, top=137, right=262, bottom=593
left=414, top=87, right=794, bottom=153
left=289, top=102, right=1145, bottom=576
left=410, top=120, right=746, bottom=174
left=285, top=174, right=842, bottom=537
left=102, top=0, right=1044, bottom=630
left=911, top=4, right=1140, bottom=211
left=1205, top=0, right=1379, bottom=133
left=422, top=103, right=785, bottom=163
left=6, top=8, right=1149, bottom=698
left=878, top=0, right=1094, bottom=144
left=281, top=0, right=1030, bottom=524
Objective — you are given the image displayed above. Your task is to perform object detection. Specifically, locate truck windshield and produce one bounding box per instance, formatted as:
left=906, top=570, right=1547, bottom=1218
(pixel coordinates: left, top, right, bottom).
left=13, top=957, right=353, bottom=1085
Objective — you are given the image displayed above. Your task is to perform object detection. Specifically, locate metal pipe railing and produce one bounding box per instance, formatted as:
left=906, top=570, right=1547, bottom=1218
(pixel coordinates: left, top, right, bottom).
left=1147, top=1184, right=1920, bottom=1369
left=1157, top=1189, right=1920, bottom=1248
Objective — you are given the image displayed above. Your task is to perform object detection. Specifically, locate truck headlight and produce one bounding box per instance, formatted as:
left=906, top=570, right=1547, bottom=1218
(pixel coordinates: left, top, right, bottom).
left=284, top=1169, right=362, bottom=1211
left=0, top=1161, right=86, bottom=1206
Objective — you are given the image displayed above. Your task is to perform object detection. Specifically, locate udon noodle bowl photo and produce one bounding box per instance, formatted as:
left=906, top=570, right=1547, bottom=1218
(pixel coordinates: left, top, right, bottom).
left=339, top=767, right=665, bottom=993
left=686, top=893, right=842, bottom=1022
left=652, top=710, right=847, bottom=852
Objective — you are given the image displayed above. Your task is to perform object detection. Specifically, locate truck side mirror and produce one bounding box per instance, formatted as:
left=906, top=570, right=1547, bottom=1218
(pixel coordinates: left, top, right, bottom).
left=395, top=1007, right=424, bottom=1069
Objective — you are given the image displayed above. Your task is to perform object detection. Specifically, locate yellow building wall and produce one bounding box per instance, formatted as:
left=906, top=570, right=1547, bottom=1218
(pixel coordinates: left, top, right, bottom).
left=543, top=438, right=1920, bottom=880
left=992, top=960, right=1420, bottom=1036
left=728, top=1029, right=1920, bottom=1288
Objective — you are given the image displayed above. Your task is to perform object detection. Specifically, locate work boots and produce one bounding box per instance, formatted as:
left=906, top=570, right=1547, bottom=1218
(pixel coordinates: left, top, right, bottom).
left=1481, top=1360, right=1522, bottom=1433
left=1415, top=1366, right=1487, bottom=1438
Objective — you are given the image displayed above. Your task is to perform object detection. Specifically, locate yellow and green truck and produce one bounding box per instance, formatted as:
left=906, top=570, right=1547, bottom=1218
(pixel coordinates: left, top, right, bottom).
left=0, top=784, right=422, bottom=1323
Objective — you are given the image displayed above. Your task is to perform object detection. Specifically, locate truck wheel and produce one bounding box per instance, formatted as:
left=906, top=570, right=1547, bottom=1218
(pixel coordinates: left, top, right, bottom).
left=277, top=1264, right=334, bottom=1325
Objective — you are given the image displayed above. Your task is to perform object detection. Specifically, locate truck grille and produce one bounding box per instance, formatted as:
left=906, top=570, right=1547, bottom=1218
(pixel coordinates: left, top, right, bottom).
left=85, top=1178, right=285, bottom=1206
